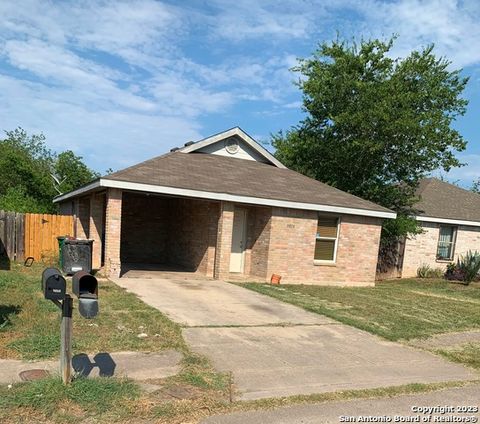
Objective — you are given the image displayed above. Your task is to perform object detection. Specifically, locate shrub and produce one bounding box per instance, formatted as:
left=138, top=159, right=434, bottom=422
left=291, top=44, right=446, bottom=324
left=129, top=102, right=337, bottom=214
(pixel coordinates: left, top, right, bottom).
left=417, top=264, right=444, bottom=279
left=417, top=264, right=431, bottom=278
left=445, top=251, right=480, bottom=284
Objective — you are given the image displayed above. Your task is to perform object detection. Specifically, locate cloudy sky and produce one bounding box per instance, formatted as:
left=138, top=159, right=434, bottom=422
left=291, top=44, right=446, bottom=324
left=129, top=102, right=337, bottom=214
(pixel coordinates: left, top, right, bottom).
left=0, top=0, right=479, bottom=186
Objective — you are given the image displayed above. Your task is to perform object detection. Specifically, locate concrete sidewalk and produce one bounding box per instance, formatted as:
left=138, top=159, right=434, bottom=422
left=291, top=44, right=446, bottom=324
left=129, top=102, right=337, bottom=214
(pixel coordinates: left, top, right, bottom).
left=0, top=350, right=181, bottom=384
left=203, top=384, right=480, bottom=424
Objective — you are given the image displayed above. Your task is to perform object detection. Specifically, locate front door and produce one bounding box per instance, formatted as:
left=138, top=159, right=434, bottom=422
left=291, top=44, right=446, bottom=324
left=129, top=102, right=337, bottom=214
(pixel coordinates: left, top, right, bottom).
left=229, top=208, right=247, bottom=273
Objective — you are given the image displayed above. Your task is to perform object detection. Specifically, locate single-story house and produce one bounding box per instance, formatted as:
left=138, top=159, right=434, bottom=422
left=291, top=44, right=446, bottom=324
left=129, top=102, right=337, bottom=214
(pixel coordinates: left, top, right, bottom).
left=401, top=178, right=480, bottom=277
left=54, top=127, right=395, bottom=285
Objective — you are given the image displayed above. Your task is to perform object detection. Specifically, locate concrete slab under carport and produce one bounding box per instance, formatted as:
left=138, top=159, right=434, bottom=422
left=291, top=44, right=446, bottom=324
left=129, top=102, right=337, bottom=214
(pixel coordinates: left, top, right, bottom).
left=112, top=276, right=478, bottom=401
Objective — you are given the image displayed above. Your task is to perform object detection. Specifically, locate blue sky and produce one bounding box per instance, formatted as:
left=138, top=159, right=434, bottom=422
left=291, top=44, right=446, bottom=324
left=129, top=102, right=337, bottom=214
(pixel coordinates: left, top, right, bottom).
left=0, top=0, right=479, bottom=186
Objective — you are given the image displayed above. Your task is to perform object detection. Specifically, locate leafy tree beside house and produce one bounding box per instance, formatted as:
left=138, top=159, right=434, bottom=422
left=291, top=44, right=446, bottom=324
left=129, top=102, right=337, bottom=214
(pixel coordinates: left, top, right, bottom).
left=273, top=37, right=469, bottom=241
left=472, top=178, right=480, bottom=193
left=0, top=128, right=99, bottom=213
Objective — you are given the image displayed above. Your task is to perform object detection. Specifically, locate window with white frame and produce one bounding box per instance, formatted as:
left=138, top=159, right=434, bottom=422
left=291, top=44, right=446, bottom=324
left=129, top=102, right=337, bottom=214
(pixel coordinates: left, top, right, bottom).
left=436, top=225, right=457, bottom=261
left=314, top=215, right=340, bottom=262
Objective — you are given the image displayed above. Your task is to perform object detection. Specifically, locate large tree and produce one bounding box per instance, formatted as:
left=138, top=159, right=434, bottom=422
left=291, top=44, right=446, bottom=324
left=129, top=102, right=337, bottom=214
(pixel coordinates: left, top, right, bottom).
left=273, top=37, right=469, bottom=238
left=472, top=178, right=480, bottom=193
left=0, top=128, right=99, bottom=213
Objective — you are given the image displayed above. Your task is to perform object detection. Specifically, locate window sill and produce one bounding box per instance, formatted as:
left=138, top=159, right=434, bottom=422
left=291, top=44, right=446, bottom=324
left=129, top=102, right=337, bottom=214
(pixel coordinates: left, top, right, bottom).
left=313, top=260, right=336, bottom=267
left=436, top=259, right=453, bottom=263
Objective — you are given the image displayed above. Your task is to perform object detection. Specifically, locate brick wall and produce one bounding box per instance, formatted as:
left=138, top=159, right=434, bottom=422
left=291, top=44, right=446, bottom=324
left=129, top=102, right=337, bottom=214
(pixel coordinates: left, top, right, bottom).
left=75, top=197, right=90, bottom=239
left=402, top=221, right=480, bottom=277
left=214, top=201, right=234, bottom=279
left=89, top=193, right=105, bottom=270
left=245, top=206, right=271, bottom=280
left=104, top=188, right=122, bottom=278
left=167, top=198, right=219, bottom=274
left=265, top=208, right=383, bottom=285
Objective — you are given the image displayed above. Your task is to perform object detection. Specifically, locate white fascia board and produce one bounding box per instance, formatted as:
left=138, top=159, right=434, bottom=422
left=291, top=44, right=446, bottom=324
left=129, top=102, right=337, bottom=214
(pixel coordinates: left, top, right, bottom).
left=53, top=180, right=101, bottom=203
left=179, top=127, right=287, bottom=169
left=416, top=215, right=480, bottom=228
left=101, top=179, right=396, bottom=219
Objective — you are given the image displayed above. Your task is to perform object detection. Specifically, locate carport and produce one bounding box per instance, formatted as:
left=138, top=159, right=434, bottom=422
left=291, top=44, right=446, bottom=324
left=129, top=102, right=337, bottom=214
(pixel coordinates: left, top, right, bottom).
left=119, top=191, right=220, bottom=277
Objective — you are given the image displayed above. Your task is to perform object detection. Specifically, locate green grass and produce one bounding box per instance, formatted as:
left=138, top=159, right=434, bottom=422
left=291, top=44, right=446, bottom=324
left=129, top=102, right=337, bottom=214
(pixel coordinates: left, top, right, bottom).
left=0, top=376, right=140, bottom=423
left=0, top=262, right=185, bottom=359
left=239, top=279, right=480, bottom=341
left=437, top=343, right=480, bottom=370
left=0, top=262, right=231, bottom=423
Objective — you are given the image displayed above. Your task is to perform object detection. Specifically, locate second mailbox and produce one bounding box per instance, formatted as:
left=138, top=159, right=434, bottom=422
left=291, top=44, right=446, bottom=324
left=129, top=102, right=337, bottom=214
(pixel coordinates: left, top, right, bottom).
left=72, top=271, right=98, bottom=299
left=42, top=268, right=66, bottom=301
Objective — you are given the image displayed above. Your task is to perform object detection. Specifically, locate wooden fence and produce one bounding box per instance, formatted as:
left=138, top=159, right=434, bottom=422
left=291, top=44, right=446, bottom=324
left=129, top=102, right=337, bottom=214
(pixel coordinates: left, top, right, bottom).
left=0, top=210, right=74, bottom=263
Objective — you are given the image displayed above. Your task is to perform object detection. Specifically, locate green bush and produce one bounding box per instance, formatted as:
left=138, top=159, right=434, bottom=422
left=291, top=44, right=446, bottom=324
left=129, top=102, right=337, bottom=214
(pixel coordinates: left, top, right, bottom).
left=417, top=265, right=444, bottom=279
left=457, top=250, right=480, bottom=284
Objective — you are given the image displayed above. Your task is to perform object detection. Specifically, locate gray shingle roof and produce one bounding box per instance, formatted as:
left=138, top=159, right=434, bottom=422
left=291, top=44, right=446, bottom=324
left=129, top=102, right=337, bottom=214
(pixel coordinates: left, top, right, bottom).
left=415, top=178, right=480, bottom=223
left=104, top=151, right=393, bottom=215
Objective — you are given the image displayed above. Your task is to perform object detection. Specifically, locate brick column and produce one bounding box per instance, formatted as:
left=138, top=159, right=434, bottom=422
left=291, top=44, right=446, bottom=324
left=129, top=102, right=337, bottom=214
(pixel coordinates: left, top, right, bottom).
left=214, top=201, right=234, bottom=280
left=104, top=188, right=122, bottom=278
left=75, top=197, right=90, bottom=239
left=89, top=193, right=104, bottom=270
left=205, top=202, right=220, bottom=278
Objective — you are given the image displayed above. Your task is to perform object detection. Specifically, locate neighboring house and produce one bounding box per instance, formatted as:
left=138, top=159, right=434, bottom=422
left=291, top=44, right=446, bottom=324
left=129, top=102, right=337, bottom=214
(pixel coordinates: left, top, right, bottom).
left=54, top=127, right=395, bottom=285
left=401, top=178, right=480, bottom=277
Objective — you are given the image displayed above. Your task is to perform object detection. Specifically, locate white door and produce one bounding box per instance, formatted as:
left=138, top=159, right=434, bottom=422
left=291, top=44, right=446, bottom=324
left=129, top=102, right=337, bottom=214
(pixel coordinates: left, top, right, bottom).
left=229, top=209, right=247, bottom=273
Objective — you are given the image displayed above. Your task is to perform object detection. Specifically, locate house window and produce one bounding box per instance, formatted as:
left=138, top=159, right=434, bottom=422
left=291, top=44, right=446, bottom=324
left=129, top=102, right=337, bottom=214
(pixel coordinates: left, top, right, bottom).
left=436, top=225, right=457, bottom=261
left=314, top=216, right=340, bottom=262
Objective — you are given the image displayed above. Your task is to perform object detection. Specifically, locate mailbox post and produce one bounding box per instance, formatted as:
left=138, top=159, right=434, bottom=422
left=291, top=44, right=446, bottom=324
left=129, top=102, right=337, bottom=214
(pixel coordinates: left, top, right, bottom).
left=41, top=268, right=98, bottom=385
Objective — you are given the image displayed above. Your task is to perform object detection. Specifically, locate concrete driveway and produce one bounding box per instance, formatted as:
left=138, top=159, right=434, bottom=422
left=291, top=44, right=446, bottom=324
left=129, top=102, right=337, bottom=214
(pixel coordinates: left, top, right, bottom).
left=113, top=276, right=478, bottom=400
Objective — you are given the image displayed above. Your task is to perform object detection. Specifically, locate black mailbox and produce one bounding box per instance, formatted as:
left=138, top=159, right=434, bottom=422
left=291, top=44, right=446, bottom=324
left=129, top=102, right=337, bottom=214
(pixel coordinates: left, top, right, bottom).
left=72, top=271, right=99, bottom=319
left=41, top=268, right=66, bottom=301
left=72, top=271, right=98, bottom=299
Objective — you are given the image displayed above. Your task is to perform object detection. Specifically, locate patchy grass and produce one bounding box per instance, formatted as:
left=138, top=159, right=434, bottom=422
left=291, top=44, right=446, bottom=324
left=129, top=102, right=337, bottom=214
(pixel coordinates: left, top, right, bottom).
left=0, top=377, right=141, bottom=422
left=239, top=279, right=480, bottom=341
left=436, top=343, right=480, bottom=370
left=0, top=262, right=232, bottom=423
left=0, top=262, right=185, bottom=359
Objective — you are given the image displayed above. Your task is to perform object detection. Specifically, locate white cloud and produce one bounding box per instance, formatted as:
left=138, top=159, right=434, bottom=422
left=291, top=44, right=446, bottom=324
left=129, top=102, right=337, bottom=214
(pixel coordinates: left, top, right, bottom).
left=203, top=0, right=318, bottom=42
left=345, top=0, right=480, bottom=68
left=0, top=74, right=202, bottom=171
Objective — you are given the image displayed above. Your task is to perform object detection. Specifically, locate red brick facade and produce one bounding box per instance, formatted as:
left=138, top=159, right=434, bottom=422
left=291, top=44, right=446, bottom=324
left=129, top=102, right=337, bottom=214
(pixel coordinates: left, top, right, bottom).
left=68, top=191, right=383, bottom=285
left=104, top=188, right=122, bottom=278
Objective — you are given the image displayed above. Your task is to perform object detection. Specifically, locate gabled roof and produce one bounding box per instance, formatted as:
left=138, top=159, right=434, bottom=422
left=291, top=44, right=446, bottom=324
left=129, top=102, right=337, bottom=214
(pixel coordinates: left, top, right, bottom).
left=414, top=178, right=480, bottom=226
left=55, top=150, right=395, bottom=219
left=178, top=127, right=286, bottom=168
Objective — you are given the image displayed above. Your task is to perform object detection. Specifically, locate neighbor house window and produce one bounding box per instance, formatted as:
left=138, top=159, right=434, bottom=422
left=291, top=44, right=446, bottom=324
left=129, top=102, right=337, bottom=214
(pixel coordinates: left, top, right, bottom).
left=314, top=216, right=340, bottom=262
left=436, top=225, right=457, bottom=261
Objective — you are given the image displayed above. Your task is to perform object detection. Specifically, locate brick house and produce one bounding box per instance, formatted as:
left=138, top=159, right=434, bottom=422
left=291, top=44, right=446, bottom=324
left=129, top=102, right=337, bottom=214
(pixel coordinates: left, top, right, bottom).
left=401, top=178, right=480, bottom=277
left=54, top=127, right=395, bottom=285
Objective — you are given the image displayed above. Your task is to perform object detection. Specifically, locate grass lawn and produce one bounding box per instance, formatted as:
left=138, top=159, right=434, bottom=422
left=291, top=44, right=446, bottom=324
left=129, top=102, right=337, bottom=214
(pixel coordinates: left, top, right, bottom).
left=0, top=261, right=184, bottom=360
left=1, top=264, right=478, bottom=423
left=240, top=279, right=480, bottom=341
left=0, top=261, right=230, bottom=423
left=437, top=343, right=480, bottom=370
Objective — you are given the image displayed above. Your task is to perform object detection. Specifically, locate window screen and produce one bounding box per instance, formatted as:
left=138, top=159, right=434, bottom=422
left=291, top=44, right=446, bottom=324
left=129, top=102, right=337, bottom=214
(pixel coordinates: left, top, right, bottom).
left=436, top=226, right=457, bottom=261
left=315, top=216, right=339, bottom=261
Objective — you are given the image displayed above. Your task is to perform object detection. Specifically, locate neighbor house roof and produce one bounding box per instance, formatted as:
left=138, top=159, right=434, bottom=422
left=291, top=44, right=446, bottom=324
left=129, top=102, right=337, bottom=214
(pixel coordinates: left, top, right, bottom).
left=54, top=150, right=395, bottom=219
left=414, top=178, right=480, bottom=226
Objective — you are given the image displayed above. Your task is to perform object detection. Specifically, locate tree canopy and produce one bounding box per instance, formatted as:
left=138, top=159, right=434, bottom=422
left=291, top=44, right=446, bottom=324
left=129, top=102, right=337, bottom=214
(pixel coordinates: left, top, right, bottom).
left=0, top=128, right=99, bottom=213
left=273, top=37, right=469, bottom=238
left=472, top=178, right=480, bottom=193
